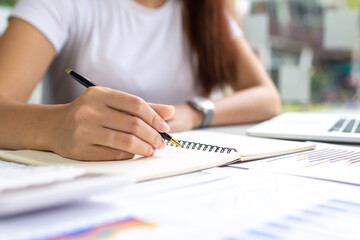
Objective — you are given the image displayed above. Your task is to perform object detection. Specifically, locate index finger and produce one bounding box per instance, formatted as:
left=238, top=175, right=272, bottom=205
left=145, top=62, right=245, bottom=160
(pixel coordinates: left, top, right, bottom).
left=101, top=88, right=170, bottom=132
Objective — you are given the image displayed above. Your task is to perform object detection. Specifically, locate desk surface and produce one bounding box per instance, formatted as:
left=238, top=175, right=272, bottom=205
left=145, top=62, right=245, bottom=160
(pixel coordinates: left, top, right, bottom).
left=206, top=124, right=253, bottom=136
left=2, top=123, right=360, bottom=240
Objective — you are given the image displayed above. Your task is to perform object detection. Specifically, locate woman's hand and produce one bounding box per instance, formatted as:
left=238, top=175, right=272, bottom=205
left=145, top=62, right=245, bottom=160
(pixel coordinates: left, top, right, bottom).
left=166, top=103, right=203, bottom=132
left=48, top=87, right=175, bottom=161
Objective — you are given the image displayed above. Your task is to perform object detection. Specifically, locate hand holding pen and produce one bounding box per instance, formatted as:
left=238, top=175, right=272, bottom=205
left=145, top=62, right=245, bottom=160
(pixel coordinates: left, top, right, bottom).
left=60, top=68, right=179, bottom=160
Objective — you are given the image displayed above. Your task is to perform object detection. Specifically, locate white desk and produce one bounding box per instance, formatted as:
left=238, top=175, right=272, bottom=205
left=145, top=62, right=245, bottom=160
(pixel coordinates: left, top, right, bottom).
left=206, top=124, right=253, bottom=135
left=2, top=124, right=360, bottom=240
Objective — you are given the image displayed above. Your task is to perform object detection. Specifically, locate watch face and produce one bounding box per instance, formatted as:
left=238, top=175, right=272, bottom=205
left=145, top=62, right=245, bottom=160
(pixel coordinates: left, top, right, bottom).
left=200, top=99, right=215, bottom=109
left=193, top=97, right=215, bottom=111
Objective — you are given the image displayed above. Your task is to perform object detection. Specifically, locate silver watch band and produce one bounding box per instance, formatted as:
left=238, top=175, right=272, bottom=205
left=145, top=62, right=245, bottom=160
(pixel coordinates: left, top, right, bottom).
left=201, top=107, right=215, bottom=128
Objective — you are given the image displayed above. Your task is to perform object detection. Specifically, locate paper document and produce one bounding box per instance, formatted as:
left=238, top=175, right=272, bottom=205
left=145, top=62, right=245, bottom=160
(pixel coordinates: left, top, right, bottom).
left=0, top=201, right=156, bottom=240
left=0, top=130, right=315, bottom=182
left=99, top=171, right=360, bottom=240
left=3, top=170, right=360, bottom=240
left=0, top=161, right=133, bottom=217
left=231, top=142, right=360, bottom=185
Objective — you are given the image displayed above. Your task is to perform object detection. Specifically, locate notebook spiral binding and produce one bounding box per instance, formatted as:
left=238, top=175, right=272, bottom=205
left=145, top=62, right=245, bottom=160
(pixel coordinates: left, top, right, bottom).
left=166, top=139, right=238, bottom=154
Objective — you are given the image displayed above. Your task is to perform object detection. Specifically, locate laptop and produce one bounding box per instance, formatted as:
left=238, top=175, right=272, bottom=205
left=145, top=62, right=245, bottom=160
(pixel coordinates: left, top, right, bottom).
left=246, top=112, right=360, bottom=144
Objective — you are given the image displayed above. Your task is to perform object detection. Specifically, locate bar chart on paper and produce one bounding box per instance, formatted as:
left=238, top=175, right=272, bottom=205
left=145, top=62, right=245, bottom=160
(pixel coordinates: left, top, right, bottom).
left=232, top=146, right=360, bottom=185
left=238, top=198, right=360, bottom=240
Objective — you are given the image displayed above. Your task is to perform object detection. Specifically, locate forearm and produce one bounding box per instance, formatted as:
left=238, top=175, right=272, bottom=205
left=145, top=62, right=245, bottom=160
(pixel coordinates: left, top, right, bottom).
left=0, top=98, right=64, bottom=150
left=211, top=85, right=281, bottom=126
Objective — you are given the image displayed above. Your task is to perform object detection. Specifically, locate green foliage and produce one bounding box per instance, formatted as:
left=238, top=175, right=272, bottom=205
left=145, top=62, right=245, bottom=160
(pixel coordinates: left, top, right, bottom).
left=282, top=103, right=342, bottom=113
left=311, top=67, right=332, bottom=104
left=0, top=0, right=17, bottom=7
left=347, top=0, right=360, bottom=9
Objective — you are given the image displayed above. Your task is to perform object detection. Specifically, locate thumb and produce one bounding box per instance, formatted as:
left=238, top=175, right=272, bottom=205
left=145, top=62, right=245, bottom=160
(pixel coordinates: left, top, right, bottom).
left=149, top=103, right=175, bottom=121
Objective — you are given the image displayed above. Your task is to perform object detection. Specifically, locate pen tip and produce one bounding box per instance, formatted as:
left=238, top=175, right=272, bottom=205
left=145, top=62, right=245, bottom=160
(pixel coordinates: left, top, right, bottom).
left=65, top=68, right=72, bottom=75
left=171, top=139, right=181, bottom=147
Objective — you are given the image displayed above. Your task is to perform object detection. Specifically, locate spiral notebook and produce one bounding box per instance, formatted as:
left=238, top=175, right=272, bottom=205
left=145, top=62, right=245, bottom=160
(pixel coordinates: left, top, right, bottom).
left=0, top=130, right=316, bottom=182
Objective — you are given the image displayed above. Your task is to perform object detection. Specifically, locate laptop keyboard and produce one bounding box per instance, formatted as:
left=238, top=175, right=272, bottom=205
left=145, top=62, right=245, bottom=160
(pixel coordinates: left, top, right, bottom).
left=328, top=119, right=360, bottom=133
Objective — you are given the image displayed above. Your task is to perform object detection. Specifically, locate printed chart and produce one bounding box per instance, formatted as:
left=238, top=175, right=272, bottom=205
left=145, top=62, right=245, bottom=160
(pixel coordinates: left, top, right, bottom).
left=48, top=216, right=155, bottom=240
left=266, top=148, right=360, bottom=168
left=237, top=198, right=360, bottom=240
left=232, top=147, right=360, bottom=185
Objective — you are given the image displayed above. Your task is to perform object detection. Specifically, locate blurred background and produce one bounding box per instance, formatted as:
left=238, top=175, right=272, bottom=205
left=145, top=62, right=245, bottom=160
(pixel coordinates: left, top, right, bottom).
left=232, top=0, right=360, bottom=112
left=0, top=0, right=360, bottom=112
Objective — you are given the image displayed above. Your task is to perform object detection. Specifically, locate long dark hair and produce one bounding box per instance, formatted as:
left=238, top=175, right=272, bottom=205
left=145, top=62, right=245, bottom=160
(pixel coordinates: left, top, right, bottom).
left=182, top=0, right=238, bottom=96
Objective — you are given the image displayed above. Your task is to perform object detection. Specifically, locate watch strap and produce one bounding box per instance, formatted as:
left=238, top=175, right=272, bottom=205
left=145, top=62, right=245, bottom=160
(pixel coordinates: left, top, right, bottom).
left=201, top=107, right=214, bottom=128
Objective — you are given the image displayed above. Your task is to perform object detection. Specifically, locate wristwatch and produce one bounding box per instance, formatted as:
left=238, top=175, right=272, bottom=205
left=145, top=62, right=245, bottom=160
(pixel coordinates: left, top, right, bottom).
left=187, top=96, right=215, bottom=128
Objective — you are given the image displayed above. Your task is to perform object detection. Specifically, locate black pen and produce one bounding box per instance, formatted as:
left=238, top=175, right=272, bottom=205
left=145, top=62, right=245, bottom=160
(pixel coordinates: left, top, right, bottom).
left=65, top=68, right=181, bottom=147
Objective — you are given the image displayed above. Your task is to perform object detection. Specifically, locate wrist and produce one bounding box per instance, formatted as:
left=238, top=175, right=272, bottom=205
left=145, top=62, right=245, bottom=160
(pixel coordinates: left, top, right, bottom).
left=24, top=104, right=66, bottom=151
left=188, top=104, right=204, bottom=129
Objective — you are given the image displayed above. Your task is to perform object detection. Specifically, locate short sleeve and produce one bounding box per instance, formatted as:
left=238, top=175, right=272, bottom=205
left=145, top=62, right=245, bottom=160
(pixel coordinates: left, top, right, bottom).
left=226, top=13, right=243, bottom=39
left=11, top=0, right=73, bottom=53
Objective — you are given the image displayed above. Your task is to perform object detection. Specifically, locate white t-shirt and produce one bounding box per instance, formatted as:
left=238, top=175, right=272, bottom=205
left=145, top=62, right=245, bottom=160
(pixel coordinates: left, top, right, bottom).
left=11, top=0, right=242, bottom=104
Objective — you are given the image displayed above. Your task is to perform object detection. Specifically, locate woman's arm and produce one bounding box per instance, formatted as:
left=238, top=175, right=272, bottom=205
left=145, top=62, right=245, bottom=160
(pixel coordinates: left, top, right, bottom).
left=168, top=37, right=281, bottom=131
left=0, top=18, right=56, bottom=150
left=0, top=18, right=174, bottom=160
left=211, top=37, right=281, bottom=125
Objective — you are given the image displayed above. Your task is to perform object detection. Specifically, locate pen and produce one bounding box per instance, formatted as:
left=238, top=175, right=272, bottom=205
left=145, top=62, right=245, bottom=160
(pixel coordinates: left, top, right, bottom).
left=65, top=68, right=181, bottom=147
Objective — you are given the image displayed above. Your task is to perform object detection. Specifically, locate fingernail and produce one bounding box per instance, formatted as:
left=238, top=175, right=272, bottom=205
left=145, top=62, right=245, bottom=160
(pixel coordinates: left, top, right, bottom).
left=160, top=122, right=170, bottom=132
left=170, top=105, right=175, bottom=112
left=151, top=148, right=157, bottom=157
